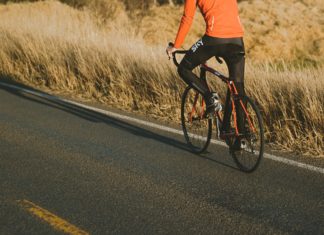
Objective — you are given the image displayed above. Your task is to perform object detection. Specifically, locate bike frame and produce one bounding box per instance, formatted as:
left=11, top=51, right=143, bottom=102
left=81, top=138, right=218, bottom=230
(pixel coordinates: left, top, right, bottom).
left=194, top=63, right=256, bottom=137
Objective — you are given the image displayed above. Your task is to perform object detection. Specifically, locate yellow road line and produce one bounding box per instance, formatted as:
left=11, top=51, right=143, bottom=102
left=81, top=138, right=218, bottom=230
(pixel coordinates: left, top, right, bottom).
left=18, top=199, right=89, bottom=235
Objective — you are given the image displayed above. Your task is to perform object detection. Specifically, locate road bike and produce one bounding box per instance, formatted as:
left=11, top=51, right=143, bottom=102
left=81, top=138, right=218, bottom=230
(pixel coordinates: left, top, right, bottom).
left=170, top=46, right=264, bottom=173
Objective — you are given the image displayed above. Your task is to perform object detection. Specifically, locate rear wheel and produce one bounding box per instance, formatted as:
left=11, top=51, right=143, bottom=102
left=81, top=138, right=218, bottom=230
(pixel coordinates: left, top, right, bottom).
left=181, top=86, right=212, bottom=153
left=230, top=96, right=264, bottom=172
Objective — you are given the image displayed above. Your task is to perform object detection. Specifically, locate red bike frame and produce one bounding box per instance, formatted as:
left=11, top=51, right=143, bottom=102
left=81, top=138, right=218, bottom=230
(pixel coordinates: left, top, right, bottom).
left=192, top=63, right=257, bottom=137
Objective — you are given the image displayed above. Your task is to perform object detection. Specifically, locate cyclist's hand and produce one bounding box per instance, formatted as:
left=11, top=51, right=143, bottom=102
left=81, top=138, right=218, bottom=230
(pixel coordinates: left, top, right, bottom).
left=166, top=45, right=177, bottom=60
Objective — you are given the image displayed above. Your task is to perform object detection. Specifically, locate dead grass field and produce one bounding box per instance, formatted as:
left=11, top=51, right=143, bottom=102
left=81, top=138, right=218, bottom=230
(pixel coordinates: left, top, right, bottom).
left=0, top=0, right=323, bottom=156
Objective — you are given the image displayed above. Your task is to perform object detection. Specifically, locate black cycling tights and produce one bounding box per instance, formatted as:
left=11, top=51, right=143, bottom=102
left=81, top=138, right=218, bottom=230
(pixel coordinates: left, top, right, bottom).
left=178, top=35, right=245, bottom=133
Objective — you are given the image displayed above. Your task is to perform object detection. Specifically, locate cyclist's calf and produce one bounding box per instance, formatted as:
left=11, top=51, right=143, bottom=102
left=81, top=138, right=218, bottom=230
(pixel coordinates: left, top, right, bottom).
left=177, top=63, right=210, bottom=98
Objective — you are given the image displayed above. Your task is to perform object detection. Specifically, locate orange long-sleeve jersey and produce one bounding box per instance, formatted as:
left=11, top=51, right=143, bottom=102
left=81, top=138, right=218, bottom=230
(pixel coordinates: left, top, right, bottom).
left=174, top=0, right=244, bottom=49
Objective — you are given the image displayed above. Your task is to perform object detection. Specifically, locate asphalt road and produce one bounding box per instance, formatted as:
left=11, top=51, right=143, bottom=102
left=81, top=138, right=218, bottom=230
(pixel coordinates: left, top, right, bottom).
left=0, top=81, right=323, bottom=235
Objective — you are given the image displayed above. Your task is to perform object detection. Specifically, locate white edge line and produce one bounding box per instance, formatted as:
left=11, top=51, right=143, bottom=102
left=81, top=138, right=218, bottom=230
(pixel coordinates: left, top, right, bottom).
left=1, top=81, right=323, bottom=175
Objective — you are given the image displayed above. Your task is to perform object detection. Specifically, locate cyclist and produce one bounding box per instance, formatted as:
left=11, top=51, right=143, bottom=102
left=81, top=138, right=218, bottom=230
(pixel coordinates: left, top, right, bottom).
left=166, top=0, right=245, bottom=150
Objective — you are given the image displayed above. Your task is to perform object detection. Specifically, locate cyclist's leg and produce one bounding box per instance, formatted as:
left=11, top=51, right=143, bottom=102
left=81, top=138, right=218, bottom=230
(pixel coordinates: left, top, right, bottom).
left=177, top=38, right=218, bottom=103
left=222, top=44, right=245, bottom=137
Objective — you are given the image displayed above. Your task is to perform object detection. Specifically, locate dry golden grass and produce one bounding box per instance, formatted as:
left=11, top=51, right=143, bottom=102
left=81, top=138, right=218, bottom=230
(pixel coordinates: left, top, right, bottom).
left=244, top=63, right=324, bottom=155
left=0, top=1, right=323, bottom=156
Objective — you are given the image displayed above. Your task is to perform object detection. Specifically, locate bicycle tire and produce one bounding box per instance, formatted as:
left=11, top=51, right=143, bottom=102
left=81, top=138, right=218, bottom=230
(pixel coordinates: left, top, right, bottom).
left=230, top=96, right=264, bottom=172
left=181, top=86, right=212, bottom=153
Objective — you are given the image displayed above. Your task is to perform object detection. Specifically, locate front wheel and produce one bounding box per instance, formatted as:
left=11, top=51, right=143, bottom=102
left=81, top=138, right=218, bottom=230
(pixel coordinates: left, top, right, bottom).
left=230, top=96, right=264, bottom=172
left=181, top=86, right=212, bottom=153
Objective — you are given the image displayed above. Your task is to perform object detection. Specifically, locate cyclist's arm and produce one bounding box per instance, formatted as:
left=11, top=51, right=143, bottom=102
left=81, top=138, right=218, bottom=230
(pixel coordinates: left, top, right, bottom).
left=174, top=0, right=197, bottom=49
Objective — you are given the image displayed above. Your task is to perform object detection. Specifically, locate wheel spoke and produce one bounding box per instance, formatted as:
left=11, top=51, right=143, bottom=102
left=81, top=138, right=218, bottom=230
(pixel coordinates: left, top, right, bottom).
left=230, top=96, right=264, bottom=172
left=181, top=87, right=212, bottom=153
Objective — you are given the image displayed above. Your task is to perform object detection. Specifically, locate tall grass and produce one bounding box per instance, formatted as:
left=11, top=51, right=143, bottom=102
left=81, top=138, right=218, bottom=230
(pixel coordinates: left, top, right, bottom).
left=0, top=1, right=323, bottom=156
